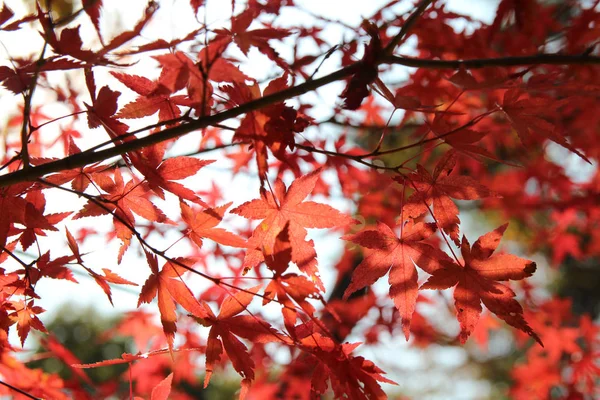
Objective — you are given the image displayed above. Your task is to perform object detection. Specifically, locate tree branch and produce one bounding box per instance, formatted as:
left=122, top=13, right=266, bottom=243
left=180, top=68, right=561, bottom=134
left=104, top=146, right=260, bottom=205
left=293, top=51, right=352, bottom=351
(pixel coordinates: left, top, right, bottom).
left=385, top=53, right=600, bottom=69
left=1, top=52, right=598, bottom=188
left=0, top=63, right=362, bottom=187
left=383, top=0, right=433, bottom=56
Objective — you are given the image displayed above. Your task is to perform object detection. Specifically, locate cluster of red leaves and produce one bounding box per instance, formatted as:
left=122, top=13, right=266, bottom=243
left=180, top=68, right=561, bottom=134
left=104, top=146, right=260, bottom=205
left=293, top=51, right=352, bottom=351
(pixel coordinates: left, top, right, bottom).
left=0, top=0, right=599, bottom=399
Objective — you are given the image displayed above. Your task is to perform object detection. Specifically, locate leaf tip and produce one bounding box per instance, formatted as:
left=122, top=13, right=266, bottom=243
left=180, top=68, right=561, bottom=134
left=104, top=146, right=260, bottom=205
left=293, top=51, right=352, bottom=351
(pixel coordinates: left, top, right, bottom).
left=524, top=261, right=536, bottom=276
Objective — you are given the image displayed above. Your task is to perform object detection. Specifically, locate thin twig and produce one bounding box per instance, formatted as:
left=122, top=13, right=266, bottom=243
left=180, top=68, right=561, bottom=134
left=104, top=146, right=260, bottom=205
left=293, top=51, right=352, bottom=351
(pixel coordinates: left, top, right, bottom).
left=383, top=0, right=433, bottom=56
left=0, top=380, right=41, bottom=400
left=19, top=42, right=48, bottom=169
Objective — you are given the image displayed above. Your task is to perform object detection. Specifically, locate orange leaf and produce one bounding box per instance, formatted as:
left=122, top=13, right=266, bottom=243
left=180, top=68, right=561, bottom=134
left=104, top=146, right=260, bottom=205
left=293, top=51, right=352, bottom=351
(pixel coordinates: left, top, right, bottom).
left=422, top=224, right=541, bottom=345
left=343, top=221, right=453, bottom=340
left=232, top=168, right=355, bottom=285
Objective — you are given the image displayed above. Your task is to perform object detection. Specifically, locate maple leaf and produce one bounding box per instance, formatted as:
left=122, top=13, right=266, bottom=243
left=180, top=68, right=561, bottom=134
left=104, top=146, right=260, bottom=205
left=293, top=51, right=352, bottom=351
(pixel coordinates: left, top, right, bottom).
left=428, top=116, right=500, bottom=163
left=180, top=201, right=246, bottom=248
left=38, top=0, right=156, bottom=65
left=421, top=224, right=542, bottom=345
left=509, top=355, right=562, bottom=400
left=521, top=298, right=581, bottom=363
left=112, top=310, right=165, bottom=350
left=190, top=286, right=289, bottom=387
left=82, top=0, right=103, bottom=42
left=7, top=300, right=48, bottom=346
left=88, top=268, right=138, bottom=306
left=17, top=190, right=70, bottom=251
left=149, top=51, right=214, bottom=113
left=131, top=141, right=214, bottom=205
left=42, top=24, right=102, bottom=64
left=501, top=89, right=590, bottom=162
left=190, top=0, right=204, bottom=14
left=138, top=254, right=208, bottom=352
left=75, top=168, right=172, bottom=262
left=399, top=150, right=496, bottom=244
left=264, top=273, right=319, bottom=335
left=147, top=48, right=250, bottom=116
left=262, top=228, right=321, bottom=334
left=0, top=4, right=14, bottom=27
left=0, top=57, right=85, bottom=94
left=31, top=251, right=78, bottom=283
left=150, top=373, right=173, bottom=400
left=0, top=183, right=52, bottom=255
left=222, top=74, right=311, bottom=181
left=343, top=220, right=454, bottom=340
left=111, top=71, right=182, bottom=121
left=298, top=333, right=396, bottom=399
left=341, top=21, right=382, bottom=110
left=65, top=228, right=83, bottom=264
left=231, top=168, right=355, bottom=285
left=214, top=8, right=291, bottom=69
left=85, top=70, right=130, bottom=142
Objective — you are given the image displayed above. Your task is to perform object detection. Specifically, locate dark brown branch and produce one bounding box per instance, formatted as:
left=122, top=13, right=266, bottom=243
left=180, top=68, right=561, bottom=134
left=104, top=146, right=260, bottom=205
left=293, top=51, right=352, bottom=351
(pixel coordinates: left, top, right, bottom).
left=0, top=62, right=362, bottom=187
left=383, top=0, right=433, bottom=56
left=1, top=52, right=598, bottom=188
left=385, top=53, right=600, bottom=69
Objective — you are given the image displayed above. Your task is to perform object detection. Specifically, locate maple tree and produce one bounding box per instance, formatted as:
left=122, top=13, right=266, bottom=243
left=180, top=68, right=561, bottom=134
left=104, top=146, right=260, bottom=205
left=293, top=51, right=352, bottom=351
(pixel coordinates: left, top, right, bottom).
left=0, top=0, right=599, bottom=398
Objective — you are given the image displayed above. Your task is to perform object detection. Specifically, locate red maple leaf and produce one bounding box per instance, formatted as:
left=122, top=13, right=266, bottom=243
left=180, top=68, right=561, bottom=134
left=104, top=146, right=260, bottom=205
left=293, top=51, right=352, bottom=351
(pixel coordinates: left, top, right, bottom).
left=88, top=268, right=138, bottom=306
left=112, top=310, right=165, bottom=350
left=0, top=4, right=14, bottom=27
left=421, top=224, right=542, bottom=345
left=0, top=183, right=54, bottom=255
left=75, top=168, right=172, bottom=262
left=343, top=220, right=454, bottom=339
left=39, top=1, right=157, bottom=65
left=341, top=21, right=382, bottom=110
left=214, top=8, right=290, bottom=69
left=137, top=254, right=207, bottom=352
left=180, top=201, right=246, bottom=248
left=85, top=71, right=129, bottom=141
left=82, top=0, right=103, bottom=42
left=189, top=0, right=204, bottom=14
left=132, top=142, right=214, bottom=205
left=189, top=286, right=289, bottom=388
left=149, top=372, right=173, bottom=400
left=222, top=74, right=311, bottom=181
left=34, top=251, right=78, bottom=283
left=501, top=89, right=590, bottom=162
left=111, top=71, right=182, bottom=121
left=231, top=168, right=355, bottom=285
left=298, top=333, right=396, bottom=399
left=243, top=224, right=321, bottom=334
left=16, top=190, right=70, bottom=251
left=399, top=150, right=496, bottom=244
left=7, top=300, right=47, bottom=346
